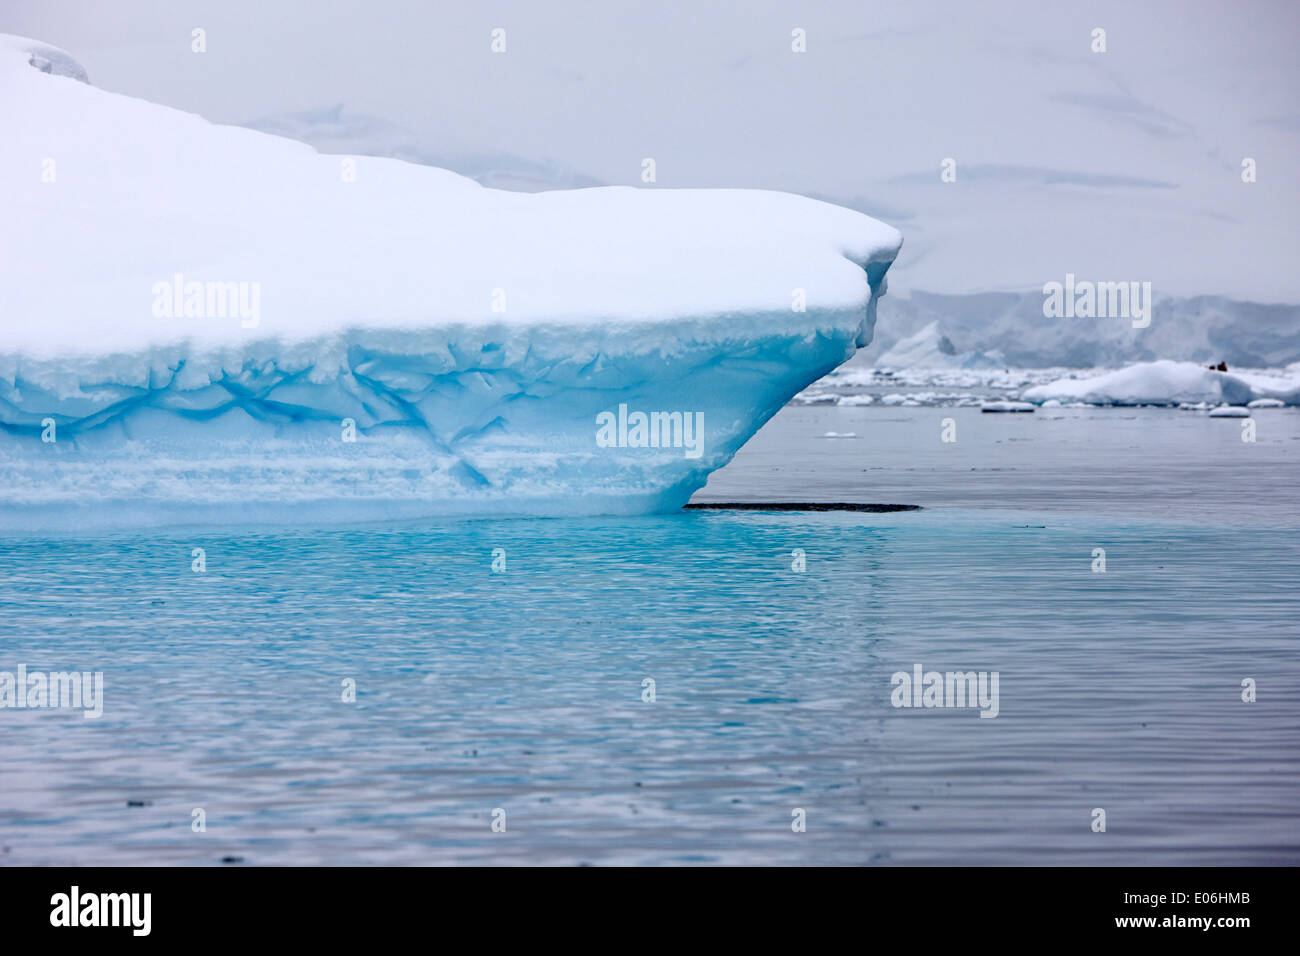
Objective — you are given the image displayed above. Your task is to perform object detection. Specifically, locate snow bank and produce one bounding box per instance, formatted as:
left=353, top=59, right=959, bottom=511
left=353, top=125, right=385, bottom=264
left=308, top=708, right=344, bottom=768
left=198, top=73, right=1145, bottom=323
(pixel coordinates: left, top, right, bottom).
left=1022, top=361, right=1300, bottom=407
left=0, top=35, right=901, bottom=526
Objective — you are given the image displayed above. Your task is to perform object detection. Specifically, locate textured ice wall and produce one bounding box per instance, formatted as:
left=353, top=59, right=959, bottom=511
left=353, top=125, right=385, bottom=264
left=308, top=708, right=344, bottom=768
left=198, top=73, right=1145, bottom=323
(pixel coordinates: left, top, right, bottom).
left=0, top=321, right=870, bottom=527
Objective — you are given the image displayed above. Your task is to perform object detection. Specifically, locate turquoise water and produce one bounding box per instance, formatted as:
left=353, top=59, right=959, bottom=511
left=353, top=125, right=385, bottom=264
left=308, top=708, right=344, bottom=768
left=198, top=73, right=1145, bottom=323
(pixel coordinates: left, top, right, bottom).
left=0, top=406, right=1297, bottom=864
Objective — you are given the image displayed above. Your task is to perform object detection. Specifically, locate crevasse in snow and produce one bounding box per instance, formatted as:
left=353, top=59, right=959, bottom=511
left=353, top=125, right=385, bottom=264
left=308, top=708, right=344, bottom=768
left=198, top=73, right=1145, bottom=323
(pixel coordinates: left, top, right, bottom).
left=0, top=35, right=902, bottom=527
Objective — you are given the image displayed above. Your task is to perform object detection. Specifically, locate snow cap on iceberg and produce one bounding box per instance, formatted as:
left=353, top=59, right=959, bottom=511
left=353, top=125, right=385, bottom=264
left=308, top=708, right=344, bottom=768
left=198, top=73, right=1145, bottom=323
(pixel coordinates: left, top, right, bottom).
left=0, top=31, right=901, bottom=361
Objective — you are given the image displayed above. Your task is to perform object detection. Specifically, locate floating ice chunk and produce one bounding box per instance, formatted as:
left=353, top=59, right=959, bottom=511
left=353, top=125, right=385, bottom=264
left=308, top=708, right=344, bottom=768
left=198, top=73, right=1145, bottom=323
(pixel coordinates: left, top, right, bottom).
left=1023, top=361, right=1300, bottom=407
left=836, top=394, right=875, bottom=406
left=0, top=34, right=902, bottom=527
left=1247, top=398, right=1285, bottom=409
left=980, top=401, right=1035, bottom=413
left=820, top=432, right=858, bottom=438
left=1207, top=405, right=1251, bottom=418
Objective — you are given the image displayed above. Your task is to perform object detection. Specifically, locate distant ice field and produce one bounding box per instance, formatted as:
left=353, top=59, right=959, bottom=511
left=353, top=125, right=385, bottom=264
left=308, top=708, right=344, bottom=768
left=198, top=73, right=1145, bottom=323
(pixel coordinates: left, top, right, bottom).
left=796, top=362, right=1300, bottom=410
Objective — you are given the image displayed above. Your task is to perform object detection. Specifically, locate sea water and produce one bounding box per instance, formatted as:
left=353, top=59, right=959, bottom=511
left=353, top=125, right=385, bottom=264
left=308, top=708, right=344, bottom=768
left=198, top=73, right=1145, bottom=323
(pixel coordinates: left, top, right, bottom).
left=0, top=406, right=1296, bottom=864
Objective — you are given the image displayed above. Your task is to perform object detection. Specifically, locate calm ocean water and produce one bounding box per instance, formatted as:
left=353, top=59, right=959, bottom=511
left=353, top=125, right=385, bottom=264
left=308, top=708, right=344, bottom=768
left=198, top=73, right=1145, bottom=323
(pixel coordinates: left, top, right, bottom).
left=1, top=406, right=1296, bottom=865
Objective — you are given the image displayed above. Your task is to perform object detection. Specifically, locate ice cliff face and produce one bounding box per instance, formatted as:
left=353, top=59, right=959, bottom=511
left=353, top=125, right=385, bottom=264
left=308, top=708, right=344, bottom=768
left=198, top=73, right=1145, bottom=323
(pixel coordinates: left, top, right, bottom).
left=0, top=34, right=901, bottom=527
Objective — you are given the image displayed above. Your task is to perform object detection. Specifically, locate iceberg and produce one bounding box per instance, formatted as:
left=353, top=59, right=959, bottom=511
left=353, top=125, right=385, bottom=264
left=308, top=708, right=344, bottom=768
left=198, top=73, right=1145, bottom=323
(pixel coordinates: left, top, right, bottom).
left=1022, top=361, right=1300, bottom=408
left=0, top=35, right=902, bottom=528
left=873, top=321, right=1005, bottom=370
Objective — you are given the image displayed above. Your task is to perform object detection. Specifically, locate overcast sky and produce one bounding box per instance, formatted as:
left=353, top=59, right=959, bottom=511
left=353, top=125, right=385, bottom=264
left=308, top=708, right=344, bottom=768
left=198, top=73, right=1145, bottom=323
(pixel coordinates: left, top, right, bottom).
left=5, top=0, right=1299, bottom=300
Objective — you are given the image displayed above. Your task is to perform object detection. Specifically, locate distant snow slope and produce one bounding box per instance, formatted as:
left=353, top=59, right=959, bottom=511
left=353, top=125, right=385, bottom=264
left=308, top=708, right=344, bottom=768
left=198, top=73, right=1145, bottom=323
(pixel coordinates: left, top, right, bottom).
left=0, top=34, right=901, bottom=526
left=874, top=320, right=1005, bottom=370
left=852, top=291, right=1300, bottom=370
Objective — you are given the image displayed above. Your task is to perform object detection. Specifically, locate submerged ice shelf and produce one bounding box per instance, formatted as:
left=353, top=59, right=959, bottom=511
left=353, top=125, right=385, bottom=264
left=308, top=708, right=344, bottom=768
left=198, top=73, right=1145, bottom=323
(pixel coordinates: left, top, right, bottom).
left=0, top=34, right=902, bottom=528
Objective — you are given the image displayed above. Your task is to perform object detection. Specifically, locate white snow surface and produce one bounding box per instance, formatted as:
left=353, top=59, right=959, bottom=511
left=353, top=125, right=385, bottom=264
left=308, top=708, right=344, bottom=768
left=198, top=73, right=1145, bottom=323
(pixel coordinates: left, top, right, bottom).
left=1022, top=361, right=1300, bottom=407
left=0, top=34, right=900, bottom=359
left=0, top=35, right=902, bottom=525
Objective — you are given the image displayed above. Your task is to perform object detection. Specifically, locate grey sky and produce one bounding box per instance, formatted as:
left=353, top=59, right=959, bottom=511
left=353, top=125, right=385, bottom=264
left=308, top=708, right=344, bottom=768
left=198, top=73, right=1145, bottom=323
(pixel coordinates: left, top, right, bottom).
left=5, top=0, right=1299, bottom=300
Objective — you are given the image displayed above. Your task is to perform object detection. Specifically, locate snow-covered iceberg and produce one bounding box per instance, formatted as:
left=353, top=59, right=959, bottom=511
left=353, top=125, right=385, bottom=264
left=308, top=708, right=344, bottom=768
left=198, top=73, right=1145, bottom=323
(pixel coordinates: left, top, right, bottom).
left=1021, top=360, right=1300, bottom=407
left=873, top=321, right=1005, bottom=370
left=0, top=35, right=902, bottom=528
